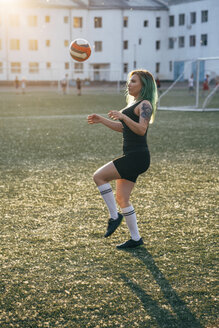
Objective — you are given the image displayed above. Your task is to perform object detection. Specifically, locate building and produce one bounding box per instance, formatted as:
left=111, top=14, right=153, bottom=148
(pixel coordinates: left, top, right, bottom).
left=0, top=0, right=218, bottom=82
left=166, top=0, right=219, bottom=82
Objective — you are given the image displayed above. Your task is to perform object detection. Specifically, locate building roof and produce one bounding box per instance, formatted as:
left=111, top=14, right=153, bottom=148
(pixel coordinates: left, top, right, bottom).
left=35, top=0, right=88, bottom=8
left=165, top=0, right=203, bottom=4
left=0, top=0, right=205, bottom=8
left=88, top=0, right=168, bottom=10
left=1, top=0, right=89, bottom=9
left=2, top=0, right=168, bottom=9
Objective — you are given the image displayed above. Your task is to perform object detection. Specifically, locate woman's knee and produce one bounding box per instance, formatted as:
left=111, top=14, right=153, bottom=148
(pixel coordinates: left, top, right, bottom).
left=93, top=162, right=119, bottom=186
left=93, top=171, right=100, bottom=185
left=93, top=169, right=107, bottom=186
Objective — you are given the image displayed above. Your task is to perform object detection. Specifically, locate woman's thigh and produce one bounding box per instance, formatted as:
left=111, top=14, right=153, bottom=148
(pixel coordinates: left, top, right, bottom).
left=93, top=161, right=121, bottom=185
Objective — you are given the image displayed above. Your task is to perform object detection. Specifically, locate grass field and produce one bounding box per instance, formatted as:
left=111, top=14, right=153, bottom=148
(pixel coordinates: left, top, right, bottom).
left=0, top=91, right=218, bottom=328
left=158, top=87, right=219, bottom=108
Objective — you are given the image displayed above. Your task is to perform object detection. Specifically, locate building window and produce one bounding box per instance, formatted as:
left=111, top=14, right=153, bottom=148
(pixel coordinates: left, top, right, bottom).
left=123, top=16, right=128, bottom=27
left=156, top=40, right=160, bottom=50
left=123, top=40, right=128, bottom=49
left=0, top=62, right=3, bottom=73
left=123, top=63, right=128, bottom=73
left=156, top=17, right=161, bottom=28
left=156, top=62, right=160, bottom=73
left=190, top=12, right=196, bottom=24
left=74, top=62, right=83, bottom=73
left=169, top=61, right=172, bottom=72
left=201, top=10, right=208, bottom=23
left=143, top=20, right=148, bottom=27
left=65, top=62, right=70, bottom=69
left=168, top=38, right=174, bottom=49
left=46, top=62, right=51, bottom=69
left=94, top=17, right=102, bottom=28
left=64, top=40, right=69, bottom=47
left=139, top=38, right=142, bottom=45
left=179, top=14, right=185, bottom=25
left=29, top=62, right=39, bottom=73
left=169, top=15, right=174, bottom=27
left=46, top=40, right=50, bottom=47
left=10, top=39, right=20, bottom=50
left=178, top=36, right=185, bottom=48
left=74, top=17, right=83, bottom=28
left=9, top=15, right=19, bottom=27
left=201, top=34, right=208, bottom=46
left=29, top=40, right=38, bottom=51
left=134, top=61, right=136, bottom=69
left=64, top=16, right=69, bottom=23
left=28, top=15, right=37, bottom=27
left=11, top=62, right=21, bottom=73
left=190, top=35, right=196, bottom=47
left=45, top=16, right=50, bottom=23
left=94, top=41, right=102, bottom=52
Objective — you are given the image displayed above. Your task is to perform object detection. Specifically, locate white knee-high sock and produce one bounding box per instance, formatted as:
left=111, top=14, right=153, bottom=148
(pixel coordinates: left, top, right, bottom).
left=121, top=205, right=141, bottom=241
left=98, top=183, right=118, bottom=219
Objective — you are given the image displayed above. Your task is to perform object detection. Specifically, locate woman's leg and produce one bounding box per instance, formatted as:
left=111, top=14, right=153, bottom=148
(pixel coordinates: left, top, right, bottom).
left=93, top=161, right=121, bottom=186
left=93, top=161, right=121, bottom=220
left=116, top=179, right=141, bottom=242
left=93, top=161, right=124, bottom=237
left=115, top=179, right=135, bottom=208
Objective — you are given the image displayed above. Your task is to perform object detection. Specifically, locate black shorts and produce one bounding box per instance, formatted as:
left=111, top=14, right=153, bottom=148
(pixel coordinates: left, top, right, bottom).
left=113, top=150, right=150, bottom=183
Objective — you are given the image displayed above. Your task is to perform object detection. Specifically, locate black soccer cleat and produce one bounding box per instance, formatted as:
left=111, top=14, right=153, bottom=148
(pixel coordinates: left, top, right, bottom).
left=104, top=213, right=123, bottom=238
left=116, top=238, right=144, bottom=249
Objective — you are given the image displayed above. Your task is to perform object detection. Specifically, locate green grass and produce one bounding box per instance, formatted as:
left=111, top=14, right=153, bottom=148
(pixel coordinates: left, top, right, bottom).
left=158, top=88, right=219, bottom=108
left=0, top=92, right=218, bottom=328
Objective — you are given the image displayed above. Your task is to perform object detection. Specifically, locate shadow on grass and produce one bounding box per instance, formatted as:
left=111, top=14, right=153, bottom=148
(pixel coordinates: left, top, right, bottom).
left=120, top=247, right=203, bottom=328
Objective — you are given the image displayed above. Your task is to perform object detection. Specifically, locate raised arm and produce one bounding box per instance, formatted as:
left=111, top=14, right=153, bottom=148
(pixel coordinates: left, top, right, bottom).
left=87, top=114, right=123, bottom=132
left=108, top=100, right=152, bottom=136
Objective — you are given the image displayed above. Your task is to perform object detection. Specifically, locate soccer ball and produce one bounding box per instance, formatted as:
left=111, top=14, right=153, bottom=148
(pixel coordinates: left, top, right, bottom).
left=69, top=39, right=91, bottom=62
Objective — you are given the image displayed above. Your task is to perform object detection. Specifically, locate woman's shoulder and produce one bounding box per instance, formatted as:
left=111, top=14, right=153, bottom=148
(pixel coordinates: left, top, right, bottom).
left=137, top=99, right=152, bottom=108
left=135, top=100, right=152, bottom=115
left=124, top=100, right=142, bottom=109
left=121, top=100, right=151, bottom=114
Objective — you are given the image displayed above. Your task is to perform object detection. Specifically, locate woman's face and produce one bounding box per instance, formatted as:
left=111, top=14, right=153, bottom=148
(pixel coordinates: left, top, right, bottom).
left=128, top=74, right=142, bottom=99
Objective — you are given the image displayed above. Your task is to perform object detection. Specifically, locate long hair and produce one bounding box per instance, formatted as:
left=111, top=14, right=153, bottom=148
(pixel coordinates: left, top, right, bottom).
left=126, top=69, right=158, bottom=123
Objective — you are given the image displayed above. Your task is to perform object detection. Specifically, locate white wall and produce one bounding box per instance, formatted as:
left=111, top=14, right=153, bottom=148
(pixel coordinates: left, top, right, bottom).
left=0, top=0, right=218, bottom=82
left=122, top=9, right=169, bottom=79
left=167, top=0, right=219, bottom=80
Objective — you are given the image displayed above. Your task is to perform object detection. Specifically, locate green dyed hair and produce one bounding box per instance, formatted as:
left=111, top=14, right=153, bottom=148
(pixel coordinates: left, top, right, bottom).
left=126, top=69, right=158, bottom=123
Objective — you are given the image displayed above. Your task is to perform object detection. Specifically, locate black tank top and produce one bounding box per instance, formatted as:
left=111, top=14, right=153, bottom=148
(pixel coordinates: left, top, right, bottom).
left=120, top=101, right=149, bottom=155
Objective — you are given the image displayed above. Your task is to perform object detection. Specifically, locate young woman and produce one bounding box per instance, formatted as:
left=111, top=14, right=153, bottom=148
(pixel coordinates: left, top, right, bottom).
left=87, top=69, right=158, bottom=249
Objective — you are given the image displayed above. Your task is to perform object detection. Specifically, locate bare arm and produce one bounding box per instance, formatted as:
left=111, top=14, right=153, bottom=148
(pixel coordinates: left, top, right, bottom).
left=87, top=114, right=123, bottom=132
left=108, top=101, right=152, bottom=136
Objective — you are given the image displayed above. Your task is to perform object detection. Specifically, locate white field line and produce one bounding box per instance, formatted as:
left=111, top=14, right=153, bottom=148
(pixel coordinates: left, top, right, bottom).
left=158, top=107, right=219, bottom=112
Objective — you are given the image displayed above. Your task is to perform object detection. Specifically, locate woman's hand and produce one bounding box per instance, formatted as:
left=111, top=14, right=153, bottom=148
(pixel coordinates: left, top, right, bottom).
left=88, top=112, right=123, bottom=132
left=108, top=111, right=124, bottom=121
left=87, top=114, right=102, bottom=124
